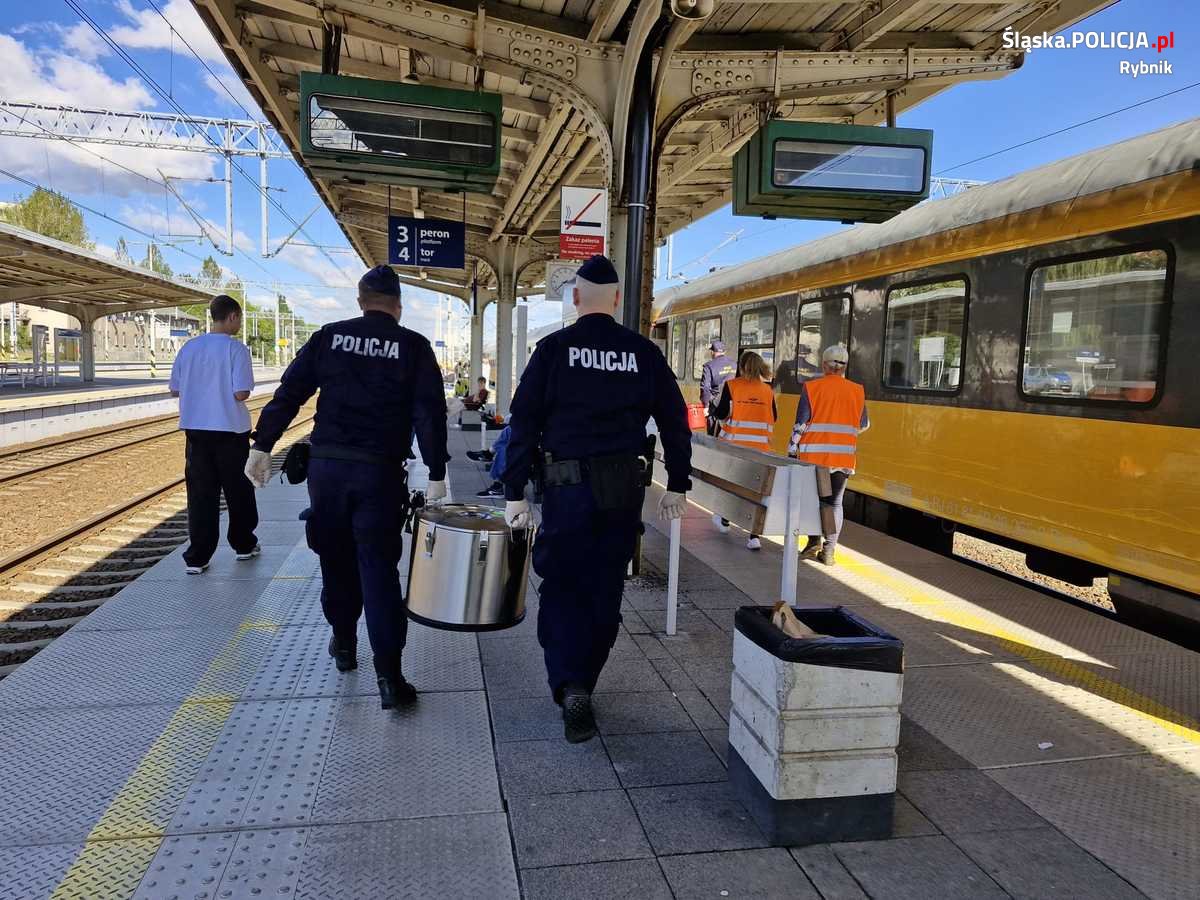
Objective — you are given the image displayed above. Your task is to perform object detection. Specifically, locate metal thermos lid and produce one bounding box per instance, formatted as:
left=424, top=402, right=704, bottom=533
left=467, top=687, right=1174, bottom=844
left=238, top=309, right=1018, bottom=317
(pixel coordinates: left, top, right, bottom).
left=418, top=504, right=509, bottom=534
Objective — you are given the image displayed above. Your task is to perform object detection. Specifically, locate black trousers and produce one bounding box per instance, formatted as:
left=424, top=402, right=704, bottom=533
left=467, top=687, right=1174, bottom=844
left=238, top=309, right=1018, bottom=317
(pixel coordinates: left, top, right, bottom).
left=305, top=458, right=409, bottom=676
left=183, top=430, right=259, bottom=566
left=534, top=481, right=642, bottom=700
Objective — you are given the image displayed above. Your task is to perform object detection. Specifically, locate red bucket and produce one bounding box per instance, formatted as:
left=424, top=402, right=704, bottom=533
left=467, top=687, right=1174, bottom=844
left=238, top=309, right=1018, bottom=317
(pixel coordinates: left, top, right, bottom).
left=686, top=403, right=707, bottom=431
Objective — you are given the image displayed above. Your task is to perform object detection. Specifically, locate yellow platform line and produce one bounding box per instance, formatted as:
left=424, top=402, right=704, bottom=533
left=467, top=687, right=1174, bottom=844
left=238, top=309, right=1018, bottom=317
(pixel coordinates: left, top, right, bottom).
left=836, top=549, right=1200, bottom=747
left=51, top=618, right=281, bottom=899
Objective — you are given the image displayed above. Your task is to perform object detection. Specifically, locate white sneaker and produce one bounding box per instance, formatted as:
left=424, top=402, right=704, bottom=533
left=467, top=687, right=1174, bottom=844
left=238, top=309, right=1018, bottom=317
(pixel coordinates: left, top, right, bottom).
left=236, top=545, right=261, bottom=561
left=746, top=537, right=762, bottom=551
left=712, top=514, right=730, bottom=534
left=185, top=563, right=208, bottom=575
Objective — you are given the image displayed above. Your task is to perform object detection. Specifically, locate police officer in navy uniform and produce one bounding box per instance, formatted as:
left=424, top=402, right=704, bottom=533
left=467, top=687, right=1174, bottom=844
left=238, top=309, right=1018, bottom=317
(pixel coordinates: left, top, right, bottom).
left=244, top=265, right=449, bottom=710
left=501, top=255, right=692, bottom=743
left=699, top=339, right=736, bottom=436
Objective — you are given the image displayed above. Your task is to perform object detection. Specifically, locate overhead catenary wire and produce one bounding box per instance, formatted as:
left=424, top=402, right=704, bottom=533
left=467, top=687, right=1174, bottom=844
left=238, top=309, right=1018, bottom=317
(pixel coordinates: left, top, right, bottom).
left=62, top=0, right=356, bottom=284
left=6, top=104, right=286, bottom=283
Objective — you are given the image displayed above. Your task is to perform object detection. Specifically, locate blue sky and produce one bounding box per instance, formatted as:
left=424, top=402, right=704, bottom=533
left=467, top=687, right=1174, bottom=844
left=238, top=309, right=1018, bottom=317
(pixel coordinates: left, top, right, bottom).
left=1, top=1, right=1197, bottom=343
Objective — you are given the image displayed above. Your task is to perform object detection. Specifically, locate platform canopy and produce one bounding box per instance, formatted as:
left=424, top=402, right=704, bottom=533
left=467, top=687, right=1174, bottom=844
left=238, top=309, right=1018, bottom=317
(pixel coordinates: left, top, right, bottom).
left=192, top=0, right=1110, bottom=415
left=0, top=221, right=216, bottom=319
left=194, top=0, right=1107, bottom=290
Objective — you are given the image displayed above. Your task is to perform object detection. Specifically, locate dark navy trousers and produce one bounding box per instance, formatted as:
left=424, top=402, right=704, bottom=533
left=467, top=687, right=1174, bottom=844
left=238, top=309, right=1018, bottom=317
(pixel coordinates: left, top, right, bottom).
left=533, top=482, right=642, bottom=700
left=305, top=458, right=409, bottom=675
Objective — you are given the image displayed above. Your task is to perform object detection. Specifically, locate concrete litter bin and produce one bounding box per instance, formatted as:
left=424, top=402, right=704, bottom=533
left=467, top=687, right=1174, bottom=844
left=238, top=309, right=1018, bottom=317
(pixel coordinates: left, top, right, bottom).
left=727, top=605, right=904, bottom=846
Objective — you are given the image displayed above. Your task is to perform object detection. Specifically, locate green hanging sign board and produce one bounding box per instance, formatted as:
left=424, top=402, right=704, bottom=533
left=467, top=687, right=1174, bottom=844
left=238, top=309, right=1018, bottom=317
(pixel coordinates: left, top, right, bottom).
left=733, top=121, right=933, bottom=223
left=299, top=72, right=503, bottom=194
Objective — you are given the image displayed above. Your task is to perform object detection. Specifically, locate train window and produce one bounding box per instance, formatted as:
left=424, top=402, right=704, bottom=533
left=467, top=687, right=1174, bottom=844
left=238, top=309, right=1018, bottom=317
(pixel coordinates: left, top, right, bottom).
left=738, top=307, right=777, bottom=371
left=692, top=316, right=723, bottom=380
left=883, top=277, right=968, bottom=392
left=1022, top=248, right=1169, bottom=404
left=670, top=321, right=685, bottom=375
left=797, top=296, right=851, bottom=382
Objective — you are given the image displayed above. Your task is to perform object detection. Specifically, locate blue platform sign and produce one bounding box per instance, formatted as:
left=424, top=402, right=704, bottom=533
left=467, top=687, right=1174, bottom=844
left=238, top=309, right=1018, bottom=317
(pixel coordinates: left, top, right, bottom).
left=388, top=216, right=466, bottom=269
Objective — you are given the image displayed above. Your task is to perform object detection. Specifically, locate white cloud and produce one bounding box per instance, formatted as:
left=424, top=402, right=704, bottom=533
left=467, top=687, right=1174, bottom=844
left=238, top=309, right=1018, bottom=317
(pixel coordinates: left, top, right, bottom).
left=60, top=22, right=109, bottom=61
left=202, top=70, right=260, bottom=117
left=111, top=0, right=228, bottom=65
left=0, top=33, right=219, bottom=196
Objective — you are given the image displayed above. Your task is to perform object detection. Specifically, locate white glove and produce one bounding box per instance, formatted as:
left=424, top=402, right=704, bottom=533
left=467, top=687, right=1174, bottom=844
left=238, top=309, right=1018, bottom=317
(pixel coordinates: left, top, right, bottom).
left=658, top=491, right=687, bottom=520
left=505, top=499, right=531, bottom=529
left=244, top=449, right=272, bottom=488
left=425, top=480, right=447, bottom=504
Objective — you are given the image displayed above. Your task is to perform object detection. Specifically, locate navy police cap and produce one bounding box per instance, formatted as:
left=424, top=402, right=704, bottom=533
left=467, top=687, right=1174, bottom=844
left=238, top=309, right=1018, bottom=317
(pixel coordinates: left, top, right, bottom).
left=359, top=264, right=401, bottom=297
left=575, top=255, right=619, bottom=285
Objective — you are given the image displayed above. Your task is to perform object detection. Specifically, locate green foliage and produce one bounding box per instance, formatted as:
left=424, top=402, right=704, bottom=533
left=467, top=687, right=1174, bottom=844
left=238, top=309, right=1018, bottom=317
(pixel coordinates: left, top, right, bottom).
left=0, top=188, right=94, bottom=249
left=139, top=244, right=174, bottom=278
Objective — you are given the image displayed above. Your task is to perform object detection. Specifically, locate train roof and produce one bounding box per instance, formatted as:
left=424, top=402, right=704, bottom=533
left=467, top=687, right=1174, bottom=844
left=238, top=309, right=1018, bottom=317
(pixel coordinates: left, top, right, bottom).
left=653, top=117, right=1200, bottom=321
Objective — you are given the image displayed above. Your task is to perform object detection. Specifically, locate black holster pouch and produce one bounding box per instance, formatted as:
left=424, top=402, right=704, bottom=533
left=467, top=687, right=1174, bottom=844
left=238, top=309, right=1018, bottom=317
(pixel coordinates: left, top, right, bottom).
left=587, top=454, right=645, bottom=511
left=280, top=441, right=310, bottom=484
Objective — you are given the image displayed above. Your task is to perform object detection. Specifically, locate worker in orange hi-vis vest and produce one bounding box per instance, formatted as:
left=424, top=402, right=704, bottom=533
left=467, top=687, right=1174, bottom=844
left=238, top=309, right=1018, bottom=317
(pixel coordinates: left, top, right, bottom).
left=712, top=350, right=777, bottom=551
left=787, top=345, right=870, bottom=566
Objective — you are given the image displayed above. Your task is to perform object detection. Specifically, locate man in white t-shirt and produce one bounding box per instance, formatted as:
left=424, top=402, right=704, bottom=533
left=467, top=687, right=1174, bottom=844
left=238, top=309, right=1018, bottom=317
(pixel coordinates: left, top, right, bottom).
left=169, top=294, right=259, bottom=574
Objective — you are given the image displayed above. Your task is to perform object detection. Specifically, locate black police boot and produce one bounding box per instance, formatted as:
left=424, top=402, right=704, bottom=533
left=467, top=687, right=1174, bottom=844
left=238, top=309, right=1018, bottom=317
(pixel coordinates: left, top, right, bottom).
left=375, top=660, right=418, bottom=710
left=561, top=684, right=597, bottom=744
left=327, top=634, right=357, bottom=672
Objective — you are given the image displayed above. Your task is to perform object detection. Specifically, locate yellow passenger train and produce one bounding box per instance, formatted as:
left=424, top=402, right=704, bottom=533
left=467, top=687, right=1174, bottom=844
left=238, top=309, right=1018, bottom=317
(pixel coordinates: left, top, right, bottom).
left=652, top=119, right=1200, bottom=625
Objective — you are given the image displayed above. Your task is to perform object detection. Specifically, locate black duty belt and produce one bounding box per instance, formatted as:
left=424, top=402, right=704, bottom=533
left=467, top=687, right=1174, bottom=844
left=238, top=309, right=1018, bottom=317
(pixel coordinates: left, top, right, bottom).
left=311, top=444, right=404, bottom=467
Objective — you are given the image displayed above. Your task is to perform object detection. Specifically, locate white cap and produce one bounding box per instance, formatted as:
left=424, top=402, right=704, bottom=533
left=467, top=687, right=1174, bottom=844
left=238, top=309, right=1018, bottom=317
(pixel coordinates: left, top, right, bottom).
left=821, top=345, right=849, bottom=365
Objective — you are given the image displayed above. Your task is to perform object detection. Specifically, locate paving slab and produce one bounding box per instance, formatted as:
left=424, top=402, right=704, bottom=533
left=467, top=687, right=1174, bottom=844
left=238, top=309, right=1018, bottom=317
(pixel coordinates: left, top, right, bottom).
left=898, top=769, right=1049, bottom=836
left=489, top=695, right=565, bottom=742
left=520, top=858, right=674, bottom=900
left=606, top=730, right=727, bottom=788
left=833, top=835, right=1008, bottom=899
left=507, top=790, right=653, bottom=869
left=955, top=826, right=1146, bottom=899
left=659, top=848, right=820, bottom=899
left=496, top=737, right=619, bottom=797
left=790, top=845, right=868, bottom=900
left=628, top=782, right=767, bottom=856
left=592, top=691, right=695, bottom=735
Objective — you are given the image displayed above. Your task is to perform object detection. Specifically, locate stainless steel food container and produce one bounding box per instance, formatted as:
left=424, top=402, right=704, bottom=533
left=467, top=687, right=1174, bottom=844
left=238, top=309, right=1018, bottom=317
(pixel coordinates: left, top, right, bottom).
left=406, top=504, right=532, bottom=631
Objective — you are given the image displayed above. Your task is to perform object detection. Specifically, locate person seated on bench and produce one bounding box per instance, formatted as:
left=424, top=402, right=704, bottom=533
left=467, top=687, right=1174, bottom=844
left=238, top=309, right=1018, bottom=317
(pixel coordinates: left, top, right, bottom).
left=463, top=377, right=490, bottom=411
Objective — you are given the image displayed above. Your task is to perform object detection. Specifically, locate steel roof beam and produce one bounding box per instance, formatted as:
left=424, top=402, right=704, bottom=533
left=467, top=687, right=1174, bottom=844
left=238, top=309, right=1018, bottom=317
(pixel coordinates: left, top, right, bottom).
left=489, top=105, right=572, bottom=241
left=588, top=0, right=634, bottom=43
left=845, top=0, right=930, bottom=51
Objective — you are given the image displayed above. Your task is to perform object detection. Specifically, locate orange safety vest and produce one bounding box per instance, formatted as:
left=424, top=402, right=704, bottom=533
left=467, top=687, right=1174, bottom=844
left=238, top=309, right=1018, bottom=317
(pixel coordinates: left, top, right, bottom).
left=795, top=374, right=865, bottom=469
left=719, top=377, right=776, bottom=449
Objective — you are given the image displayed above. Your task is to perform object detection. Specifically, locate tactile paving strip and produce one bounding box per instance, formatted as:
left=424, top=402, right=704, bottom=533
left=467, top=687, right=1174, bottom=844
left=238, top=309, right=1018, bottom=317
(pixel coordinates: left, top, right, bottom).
left=0, top=626, right=276, bottom=711
left=905, top=654, right=1200, bottom=768
left=990, top=750, right=1200, bottom=900
left=0, top=704, right=190, bottom=845
left=313, top=692, right=501, bottom=823
left=292, top=815, right=517, bottom=899
left=245, top=618, right=483, bottom=701
left=75, top=578, right=277, bottom=632
left=0, top=839, right=160, bottom=900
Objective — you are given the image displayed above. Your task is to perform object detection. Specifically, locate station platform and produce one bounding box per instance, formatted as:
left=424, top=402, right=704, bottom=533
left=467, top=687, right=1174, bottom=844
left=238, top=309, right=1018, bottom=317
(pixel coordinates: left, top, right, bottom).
left=0, top=426, right=1194, bottom=898
left=0, top=369, right=284, bottom=448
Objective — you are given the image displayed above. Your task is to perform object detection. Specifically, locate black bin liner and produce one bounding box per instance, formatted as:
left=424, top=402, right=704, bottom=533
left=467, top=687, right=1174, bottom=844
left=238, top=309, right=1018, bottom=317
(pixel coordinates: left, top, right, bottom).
left=735, top=606, right=903, bottom=675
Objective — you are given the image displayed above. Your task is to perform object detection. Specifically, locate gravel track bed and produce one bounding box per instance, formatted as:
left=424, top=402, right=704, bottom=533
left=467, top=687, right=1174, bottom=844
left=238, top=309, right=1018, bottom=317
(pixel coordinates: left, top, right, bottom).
left=953, top=532, right=1113, bottom=610
left=0, top=415, right=313, bottom=675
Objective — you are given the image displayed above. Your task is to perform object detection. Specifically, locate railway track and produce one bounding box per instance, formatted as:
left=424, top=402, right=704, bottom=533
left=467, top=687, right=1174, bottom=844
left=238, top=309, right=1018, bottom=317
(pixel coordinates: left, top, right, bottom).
left=0, top=413, right=314, bottom=676
left=0, top=395, right=277, bottom=484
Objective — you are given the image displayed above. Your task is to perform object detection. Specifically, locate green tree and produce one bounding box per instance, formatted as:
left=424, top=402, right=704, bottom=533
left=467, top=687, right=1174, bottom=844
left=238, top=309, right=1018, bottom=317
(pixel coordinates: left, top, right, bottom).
left=0, top=188, right=94, bottom=249
left=199, top=255, right=223, bottom=286
left=139, top=244, right=174, bottom=278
